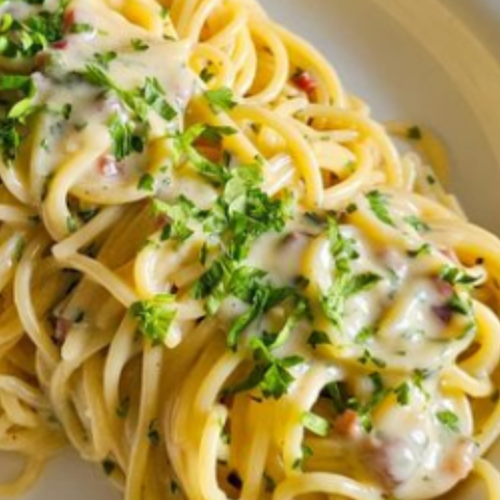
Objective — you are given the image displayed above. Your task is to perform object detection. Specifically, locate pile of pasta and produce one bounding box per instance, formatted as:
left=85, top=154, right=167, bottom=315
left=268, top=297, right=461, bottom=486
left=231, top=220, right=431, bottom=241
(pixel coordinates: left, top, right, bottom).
left=0, top=1, right=500, bottom=500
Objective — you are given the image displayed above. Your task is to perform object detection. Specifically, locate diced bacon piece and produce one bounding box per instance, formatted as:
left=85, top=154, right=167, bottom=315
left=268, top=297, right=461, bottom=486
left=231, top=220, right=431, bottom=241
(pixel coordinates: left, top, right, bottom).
left=334, top=410, right=362, bottom=438
left=53, top=318, right=73, bottom=346
left=63, top=10, right=76, bottom=31
left=98, top=155, right=120, bottom=178
left=193, top=143, right=220, bottom=163
left=292, top=70, right=317, bottom=95
left=35, top=52, right=48, bottom=70
left=432, top=304, right=453, bottom=325
left=433, top=277, right=454, bottom=299
left=52, top=40, right=68, bottom=50
left=442, top=439, right=475, bottom=480
left=362, top=436, right=419, bottom=490
left=155, top=214, right=171, bottom=230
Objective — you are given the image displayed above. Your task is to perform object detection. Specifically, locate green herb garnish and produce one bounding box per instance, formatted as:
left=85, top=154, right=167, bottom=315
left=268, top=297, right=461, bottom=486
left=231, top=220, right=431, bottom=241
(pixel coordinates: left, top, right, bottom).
left=226, top=337, right=304, bottom=399
left=130, top=294, right=177, bottom=344
left=131, top=38, right=149, bottom=51
left=307, top=330, right=332, bottom=349
left=366, top=190, right=395, bottom=227
left=108, top=113, right=144, bottom=161
left=204, top=87, right=237, bottom=113
left=302, top=411, right=331, bottom=437
left=147, top=419, right=161, bottom=446
left=394, top=382, right=411, bottom=406
left=138, top=173, right=155, bottom=193
left=436, top=410, right=460, bottom=432
left=152, top=196, right=200, bottom=243
left=439, top=265, right=481, bottom=287
left=404, top=215, right=430, bottom=233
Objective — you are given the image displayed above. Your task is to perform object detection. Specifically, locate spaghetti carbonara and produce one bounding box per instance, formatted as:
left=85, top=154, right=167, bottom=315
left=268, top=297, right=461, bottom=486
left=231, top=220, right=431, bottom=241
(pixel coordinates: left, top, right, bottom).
left=0, top=1, right=499, bottom=500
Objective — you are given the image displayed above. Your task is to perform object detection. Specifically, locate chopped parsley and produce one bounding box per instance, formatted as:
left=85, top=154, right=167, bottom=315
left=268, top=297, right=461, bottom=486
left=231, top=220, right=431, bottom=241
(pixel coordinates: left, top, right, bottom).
left=412, top=369, right=432, bottom=399
left=160, top=7, right=170, bottom=20
left=130, top=294, right=177, bottom=344
left=78, top=208, right=99, bottom=222
left=0, top=75, right=40, bottom=162
left=307, top=330, right=332, bottom=349
left=108, top=113, right=144, bottom=161
left=264, top=298, right=309, bottom=351
left=446, top=293, right=474, bottom=326
left=355, top=326, right=375, bottom=344
left=358, top=349, right=386, bottom=369
left=302, top=411, right=331, bottom=437
left=70, top=22, right=94, bottom=34
left=226, top=267, right=270, bottom=303
left=13, top=237, right=26, bottom=262
left=199, top=125, right=238, bottom=143
left=328, top=217, right=359, bottom=272
left=366, top=190, right=395, bottom=227
left=60, top=103, right=72, bottom=120
left=436, top=410, right=460, bottom=432
left=324, top=382, right=348, bottom=414
left=147, top=419, right=161, bottom=446
left=226, top=338, right=304, bottom=399
left=198, top=262, right=294, bottom=345
left=170, top=124, right=236, bottom=183
left=152, top=196, right=200, bottom=243
left=404, top=215, right=430, bottom=233
left=116, top=397, right=130, bottom=419
left=348, top=273, right=383, bottom=295
left=138, top=173, right=155, bottom=193
left=320, top=273, right=351, bottom=327
left=226, top=287, right=271, bottom=350
left=82, top=65, right=177, bottom=124
left=200, top=66, right=215, bottom=84
left=292, top=445, right=314, bottom=471
left=204, top=87, right=237, bottom=113
left=0, top=0, right=69, bottom=59
left=225, top=281, right=299, bottom=351
left=131, top=38, right=149, bottom=51
left=66, top=215, right=78, bottom=233
left=439, top=265, right=481, bottom=287
left=193, top=255, right=234, bottom=311
left=189, top=161, right=293, bottom=332
left=408, top=243, right=432, bottom=258
left=345, top=373, right=389, bottom=432
left=0, top=75, right=32, bottom=92
left=141, top=76, right=177, bottom=121
left=346, top=202, right=358, bottom=214
left=321, top=218, right=381, bottom=327
left=394, top=382, right=411, bottom=406
left=321, top=272, right=382, bottom=328
left=93, top=51, right=117, bottom=69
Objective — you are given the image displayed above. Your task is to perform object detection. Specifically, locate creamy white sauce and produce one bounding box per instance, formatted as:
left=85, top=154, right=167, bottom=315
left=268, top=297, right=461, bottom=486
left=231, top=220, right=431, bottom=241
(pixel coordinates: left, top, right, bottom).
left=218, top=207, right=480, bottom=500
left=24, top=0, right=197, bottom=203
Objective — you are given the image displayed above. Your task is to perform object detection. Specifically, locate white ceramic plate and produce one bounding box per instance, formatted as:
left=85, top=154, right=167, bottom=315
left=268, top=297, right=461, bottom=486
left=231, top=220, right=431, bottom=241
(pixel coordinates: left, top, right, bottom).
left=1, top=1, right=500, bottom=499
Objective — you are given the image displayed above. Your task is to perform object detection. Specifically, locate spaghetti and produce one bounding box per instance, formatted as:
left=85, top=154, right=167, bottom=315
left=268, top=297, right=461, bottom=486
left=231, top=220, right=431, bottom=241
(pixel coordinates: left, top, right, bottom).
left=0, top=1, right=499, bottom=500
